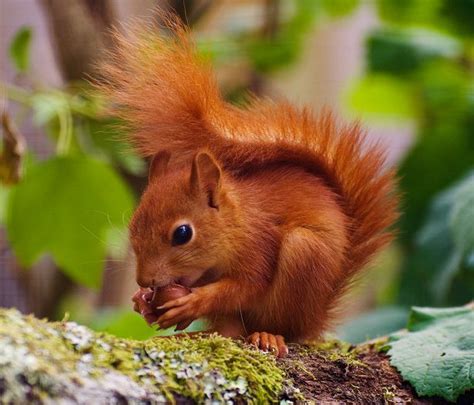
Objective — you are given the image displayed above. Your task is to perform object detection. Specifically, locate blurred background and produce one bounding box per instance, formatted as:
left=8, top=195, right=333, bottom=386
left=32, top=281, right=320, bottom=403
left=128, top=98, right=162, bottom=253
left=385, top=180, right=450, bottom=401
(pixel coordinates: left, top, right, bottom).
left=1, top=0, right=473, bottom=342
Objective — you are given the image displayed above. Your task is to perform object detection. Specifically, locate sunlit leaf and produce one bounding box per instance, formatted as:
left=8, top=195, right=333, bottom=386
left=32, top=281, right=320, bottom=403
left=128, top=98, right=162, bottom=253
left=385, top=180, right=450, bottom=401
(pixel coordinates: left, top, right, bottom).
left=0, top=185, right=10, bottom=225
left=322, top=0, right=359, bottom=17
left=376, top=0, right=443, bottom=27
left=345, top=74, right=417, bottom=120
left=88, top=309, right=206, bottom=340
left=31, top=92, right=69, bottom=126
left=89, top=309, right=157, bottom=340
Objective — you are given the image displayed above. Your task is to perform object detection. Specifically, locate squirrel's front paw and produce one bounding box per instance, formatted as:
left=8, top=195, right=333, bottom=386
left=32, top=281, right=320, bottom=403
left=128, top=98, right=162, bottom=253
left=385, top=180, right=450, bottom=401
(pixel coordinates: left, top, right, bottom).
left=132, top=285, right=193, bottom=329
left=247, top=332, right=289, bottom=358
left=156, top=291, right=207, bottom=330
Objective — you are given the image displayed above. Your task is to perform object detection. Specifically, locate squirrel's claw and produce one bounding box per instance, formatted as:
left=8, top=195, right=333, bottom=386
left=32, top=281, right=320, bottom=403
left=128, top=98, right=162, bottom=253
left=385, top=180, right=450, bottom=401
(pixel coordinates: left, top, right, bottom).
left=247, top=332, right=288, bottom=358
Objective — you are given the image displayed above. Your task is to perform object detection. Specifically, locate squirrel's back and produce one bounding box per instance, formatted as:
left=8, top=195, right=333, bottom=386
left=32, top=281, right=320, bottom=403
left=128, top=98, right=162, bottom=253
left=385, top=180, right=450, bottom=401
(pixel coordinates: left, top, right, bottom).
left=99, top=16, right=399, bottom=280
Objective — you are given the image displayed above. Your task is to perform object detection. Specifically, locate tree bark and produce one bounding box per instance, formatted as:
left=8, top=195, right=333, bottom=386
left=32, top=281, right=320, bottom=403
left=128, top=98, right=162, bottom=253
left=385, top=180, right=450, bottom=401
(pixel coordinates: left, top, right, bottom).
left=40, top=0, right=116, bottom=82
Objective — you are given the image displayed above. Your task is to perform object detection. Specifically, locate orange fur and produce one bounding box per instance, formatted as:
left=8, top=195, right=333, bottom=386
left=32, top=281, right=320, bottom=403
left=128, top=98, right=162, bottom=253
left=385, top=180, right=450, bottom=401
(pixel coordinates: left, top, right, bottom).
left=98, top=16, right=399, bottom=342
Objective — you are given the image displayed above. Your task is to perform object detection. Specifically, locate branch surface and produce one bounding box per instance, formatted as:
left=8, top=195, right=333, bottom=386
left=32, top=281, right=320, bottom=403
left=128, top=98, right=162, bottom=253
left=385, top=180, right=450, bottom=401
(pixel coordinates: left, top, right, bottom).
left=0, top=308, right=436, bottom=403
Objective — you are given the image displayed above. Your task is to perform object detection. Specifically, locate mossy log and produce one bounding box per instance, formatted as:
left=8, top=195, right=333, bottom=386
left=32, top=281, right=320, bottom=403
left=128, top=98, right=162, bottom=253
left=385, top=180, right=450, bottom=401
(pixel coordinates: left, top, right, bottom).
left=0, top=308, right=439, bottom=404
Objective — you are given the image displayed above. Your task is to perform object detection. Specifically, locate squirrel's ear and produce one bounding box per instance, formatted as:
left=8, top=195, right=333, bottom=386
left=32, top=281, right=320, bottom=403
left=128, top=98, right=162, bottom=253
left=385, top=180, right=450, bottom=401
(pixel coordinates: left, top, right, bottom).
left=149, top=150, right=171, bottom=181
left=190, top=151, right=222, bottom=208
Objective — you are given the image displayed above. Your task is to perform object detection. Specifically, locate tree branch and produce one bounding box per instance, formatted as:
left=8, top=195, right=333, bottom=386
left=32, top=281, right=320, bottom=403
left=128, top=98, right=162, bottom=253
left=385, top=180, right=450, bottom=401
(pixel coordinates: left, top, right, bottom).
left=0, top=308, right=440, bottom=403
left=40, top=0, right=116, bottom=81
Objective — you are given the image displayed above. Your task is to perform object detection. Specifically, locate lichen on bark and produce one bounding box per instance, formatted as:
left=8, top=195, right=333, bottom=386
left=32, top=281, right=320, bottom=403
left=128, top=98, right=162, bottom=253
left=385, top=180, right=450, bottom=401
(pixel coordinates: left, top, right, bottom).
left=0, top=308, right=284, bottom=403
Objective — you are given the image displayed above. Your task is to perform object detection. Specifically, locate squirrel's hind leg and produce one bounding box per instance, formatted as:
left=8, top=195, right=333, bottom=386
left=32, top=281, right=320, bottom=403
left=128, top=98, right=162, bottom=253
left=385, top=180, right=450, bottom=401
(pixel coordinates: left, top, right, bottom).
left=209, top=317, right=290, bottom=357
left=210, top=315, right=246, bottom=338
left=247, top=332, right=288, bottom=358
left=259, top=226, right=346, bottom=342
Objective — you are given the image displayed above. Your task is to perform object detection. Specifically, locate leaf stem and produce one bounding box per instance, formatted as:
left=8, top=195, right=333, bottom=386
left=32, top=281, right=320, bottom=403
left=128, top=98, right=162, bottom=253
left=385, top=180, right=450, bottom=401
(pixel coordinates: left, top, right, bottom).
left=1, top=81, right=99, bottom=119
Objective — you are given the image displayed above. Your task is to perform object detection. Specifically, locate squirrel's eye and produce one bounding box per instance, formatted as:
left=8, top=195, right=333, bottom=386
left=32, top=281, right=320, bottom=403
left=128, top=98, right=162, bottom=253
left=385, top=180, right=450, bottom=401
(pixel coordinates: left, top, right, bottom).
left=172, top=224, right=193, bottom=246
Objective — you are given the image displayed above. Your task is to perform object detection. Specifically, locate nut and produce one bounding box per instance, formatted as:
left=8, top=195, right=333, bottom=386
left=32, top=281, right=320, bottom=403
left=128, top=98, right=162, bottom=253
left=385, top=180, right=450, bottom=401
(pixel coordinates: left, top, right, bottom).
left=149, top=284, right=192, bottom=313
left=132, top=284, right=192, bottom=327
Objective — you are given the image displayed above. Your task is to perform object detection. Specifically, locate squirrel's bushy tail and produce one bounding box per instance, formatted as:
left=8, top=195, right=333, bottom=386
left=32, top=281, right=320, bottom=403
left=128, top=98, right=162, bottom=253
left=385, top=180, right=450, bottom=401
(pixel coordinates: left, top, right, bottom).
left=99, top=16, right=399, bottom=277
left=99, top=17, right=223, bottom=158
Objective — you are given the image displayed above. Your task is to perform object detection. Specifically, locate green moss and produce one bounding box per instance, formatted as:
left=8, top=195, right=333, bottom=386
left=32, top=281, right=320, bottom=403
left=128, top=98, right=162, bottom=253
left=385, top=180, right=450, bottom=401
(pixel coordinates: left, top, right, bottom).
left=290, top=359, right=317, bottom=382
left=355, top=336, right=390, bottom=354
left=309, top=339, right=365, bottom=367
left=0, top=308, right=284, bottom=403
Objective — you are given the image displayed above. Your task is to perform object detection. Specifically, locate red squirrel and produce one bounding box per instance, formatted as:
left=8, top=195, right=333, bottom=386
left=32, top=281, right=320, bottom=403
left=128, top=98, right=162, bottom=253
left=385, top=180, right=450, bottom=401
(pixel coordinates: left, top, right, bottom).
left=99, top=17, right=399, bottom=357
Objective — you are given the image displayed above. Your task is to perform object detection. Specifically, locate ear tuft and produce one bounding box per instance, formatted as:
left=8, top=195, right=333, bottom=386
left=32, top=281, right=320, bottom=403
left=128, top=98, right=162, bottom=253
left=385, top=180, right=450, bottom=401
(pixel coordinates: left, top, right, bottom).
left=149, top=150, right=171, bottom=181
left=190, top=151, right=222, bottom=208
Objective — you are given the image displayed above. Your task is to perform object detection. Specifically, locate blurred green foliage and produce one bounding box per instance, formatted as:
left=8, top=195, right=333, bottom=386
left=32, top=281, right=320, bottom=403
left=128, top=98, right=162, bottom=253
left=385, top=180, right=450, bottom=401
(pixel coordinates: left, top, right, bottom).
left=347, top=74, right=417, bottom=119
left=6, top=156, right=134, bottom=288
left=337, top=306, right=408, bottom=344
left=0, top=187, right=9, bottom=224
left=9, top=26, right=32, bottom=73
left=2, top=1, right=472, bottom=342
left=200, top=0, right=359, bottom=82
left=2, top=1, right=348, bottom=338
left=1, top=84, right=140, bottom=290
left=398, top=173, right=474, bottom=306
left=0, top=9, right=146, bottom=296
left=89, top=309, right=207, bottom=340
left=244, top=0, right=322, bottom=73
left=344, top=0, right=474, bottom=342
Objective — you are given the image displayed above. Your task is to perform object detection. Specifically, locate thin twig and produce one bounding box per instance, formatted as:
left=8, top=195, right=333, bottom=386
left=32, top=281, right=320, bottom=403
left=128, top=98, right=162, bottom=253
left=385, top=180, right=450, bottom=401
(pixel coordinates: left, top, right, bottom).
left=0, top=112, right=26, bottom=184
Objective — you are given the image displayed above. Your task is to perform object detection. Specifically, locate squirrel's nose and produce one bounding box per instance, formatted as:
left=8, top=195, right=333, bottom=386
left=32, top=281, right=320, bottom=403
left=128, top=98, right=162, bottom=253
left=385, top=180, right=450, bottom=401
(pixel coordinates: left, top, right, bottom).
left=136, top=275, right=154, bottom=288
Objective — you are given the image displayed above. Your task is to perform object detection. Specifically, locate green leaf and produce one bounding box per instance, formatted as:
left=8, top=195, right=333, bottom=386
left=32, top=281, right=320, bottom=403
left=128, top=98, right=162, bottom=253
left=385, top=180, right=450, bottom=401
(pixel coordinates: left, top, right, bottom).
left=376, top=0, right=443, bottom=27
left=376, top=0, right=474, bottom=37
left=88, top=309, right=157, bottom=340
left=398, top=172, right=474, bottom=306
left=345, top=74, right=417, bottom=121
left=418, top=62, right=471, bottom=120
left=88, top=309, right=206, bottom=340
left=5, top=156, right=135, bottom=288
left=405, top=305, right=473, bottom=330
left=450, top=174, right=474, bottom=257
left=398, top=121, right=474, bottom=243
left=388, top=305, right=474, bottom=402
left=367, top=29, right=460, bottom=76
left=31, top=92, right=69, bottom=126
left=9, top=27, right=33, bottom=72
left=442, top=0, right=474, bottom=36
left=322, top=0, right=359, bottom=17
left=245, top=0, right=320, bottom=73
left=367, top=30, right=421, bottom=75
left=0, top=185, right=10, bottom=225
